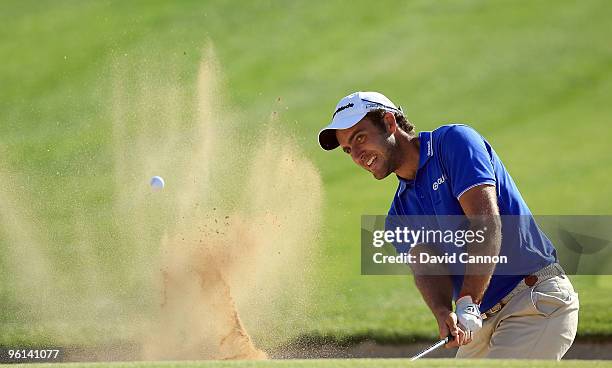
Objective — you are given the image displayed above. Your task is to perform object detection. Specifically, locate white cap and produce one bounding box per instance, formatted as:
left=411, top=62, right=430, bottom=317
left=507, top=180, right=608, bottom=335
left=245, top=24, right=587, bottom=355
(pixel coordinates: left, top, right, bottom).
left=318, top=91, right=401, bottom=150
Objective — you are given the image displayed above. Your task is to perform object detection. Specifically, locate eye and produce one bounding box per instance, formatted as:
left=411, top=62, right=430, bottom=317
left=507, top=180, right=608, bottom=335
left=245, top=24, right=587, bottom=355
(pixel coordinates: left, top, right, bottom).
left=343, top=147, right=351, bottom=154
left=355, top=134, right=365, bottom=144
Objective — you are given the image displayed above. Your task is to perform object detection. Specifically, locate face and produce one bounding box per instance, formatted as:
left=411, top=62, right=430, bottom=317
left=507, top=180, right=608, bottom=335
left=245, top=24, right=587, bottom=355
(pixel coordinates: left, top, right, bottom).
left=336, top=114, right=399, bottom=180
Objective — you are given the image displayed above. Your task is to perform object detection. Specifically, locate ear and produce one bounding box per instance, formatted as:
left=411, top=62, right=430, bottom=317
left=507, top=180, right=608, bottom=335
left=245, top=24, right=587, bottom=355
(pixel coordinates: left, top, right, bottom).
left=383, top=112, right=397, bottom=134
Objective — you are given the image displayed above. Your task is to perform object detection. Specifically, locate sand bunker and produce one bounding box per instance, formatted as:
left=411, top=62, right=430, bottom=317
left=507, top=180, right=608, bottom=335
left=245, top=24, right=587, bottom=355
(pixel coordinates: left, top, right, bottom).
left=0, top=45, right=322, bottom=361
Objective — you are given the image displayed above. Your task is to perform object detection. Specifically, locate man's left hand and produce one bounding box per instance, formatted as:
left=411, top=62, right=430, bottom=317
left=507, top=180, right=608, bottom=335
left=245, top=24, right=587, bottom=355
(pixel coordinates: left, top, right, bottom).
left=455, top=295, right=483, bottom=332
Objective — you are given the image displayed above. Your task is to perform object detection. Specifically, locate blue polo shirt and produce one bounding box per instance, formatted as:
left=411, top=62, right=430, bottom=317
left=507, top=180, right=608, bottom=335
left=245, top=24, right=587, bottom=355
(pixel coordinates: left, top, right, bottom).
left=387, top=124, right=557, bottom=312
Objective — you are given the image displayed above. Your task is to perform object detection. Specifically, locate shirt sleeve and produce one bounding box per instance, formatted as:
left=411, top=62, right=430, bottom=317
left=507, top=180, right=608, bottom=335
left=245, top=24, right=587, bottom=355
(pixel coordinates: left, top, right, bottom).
left=439, top=125, right=496, bottom=198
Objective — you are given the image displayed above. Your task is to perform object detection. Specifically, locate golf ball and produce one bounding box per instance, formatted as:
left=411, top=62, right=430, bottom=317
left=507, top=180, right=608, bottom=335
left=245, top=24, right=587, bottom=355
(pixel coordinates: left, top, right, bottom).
left=150, top=176, right=165, bottom=190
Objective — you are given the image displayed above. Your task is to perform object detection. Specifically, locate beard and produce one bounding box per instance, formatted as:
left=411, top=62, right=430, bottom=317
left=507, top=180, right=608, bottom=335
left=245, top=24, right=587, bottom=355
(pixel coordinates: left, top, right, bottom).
left=372, top=159, right=392, bottom=179
left=371, top=136, right=399, bottom=180
left=371, top=149, right=396, bottom=180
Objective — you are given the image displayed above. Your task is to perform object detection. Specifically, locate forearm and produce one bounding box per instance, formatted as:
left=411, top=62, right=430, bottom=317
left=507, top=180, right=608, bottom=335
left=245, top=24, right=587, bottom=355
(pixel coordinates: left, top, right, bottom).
left=459, top=215, right=502, bottom=303
left=414, top=274, right=454, bottom=318
left=460, top=275, right=490, bottom=305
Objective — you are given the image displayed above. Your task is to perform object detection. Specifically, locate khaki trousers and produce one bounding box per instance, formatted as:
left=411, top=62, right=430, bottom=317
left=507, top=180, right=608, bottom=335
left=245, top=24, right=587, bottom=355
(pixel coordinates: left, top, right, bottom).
left=456, top=275, right=579, bottom=360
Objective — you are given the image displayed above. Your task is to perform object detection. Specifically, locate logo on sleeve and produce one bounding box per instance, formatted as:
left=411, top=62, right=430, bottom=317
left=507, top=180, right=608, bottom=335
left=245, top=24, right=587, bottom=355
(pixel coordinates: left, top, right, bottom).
left=432, top=175, right=446, bottom=191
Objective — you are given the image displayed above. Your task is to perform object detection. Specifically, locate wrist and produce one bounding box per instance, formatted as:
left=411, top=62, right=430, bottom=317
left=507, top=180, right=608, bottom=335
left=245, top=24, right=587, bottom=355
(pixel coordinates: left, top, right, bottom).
left=457, top=293, right=481, bottom=305
left=456, top=295, right=475, bottom=306
left=433, top=306, right=453, bottom=320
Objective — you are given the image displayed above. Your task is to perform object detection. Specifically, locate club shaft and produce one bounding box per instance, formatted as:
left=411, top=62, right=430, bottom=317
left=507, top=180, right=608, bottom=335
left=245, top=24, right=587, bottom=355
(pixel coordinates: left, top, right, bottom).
left=410, top=337, right=449, bottom=361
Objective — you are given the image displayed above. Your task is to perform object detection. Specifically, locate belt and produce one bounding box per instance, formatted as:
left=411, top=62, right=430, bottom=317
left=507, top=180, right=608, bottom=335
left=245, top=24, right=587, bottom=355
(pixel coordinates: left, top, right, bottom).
left=481, top=263, right=565, bottom=320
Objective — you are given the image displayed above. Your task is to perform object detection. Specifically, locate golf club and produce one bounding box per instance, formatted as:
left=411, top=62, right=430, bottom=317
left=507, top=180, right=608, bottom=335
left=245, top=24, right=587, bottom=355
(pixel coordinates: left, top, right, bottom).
left=410, top=335, right=452, bottom=361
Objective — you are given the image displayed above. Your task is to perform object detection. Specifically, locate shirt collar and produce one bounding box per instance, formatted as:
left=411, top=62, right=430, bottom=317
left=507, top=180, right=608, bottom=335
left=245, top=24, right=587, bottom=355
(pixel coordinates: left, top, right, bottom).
left=418, top=131, right=434, bottom=170
left=397, top=131, right=433, bottom=194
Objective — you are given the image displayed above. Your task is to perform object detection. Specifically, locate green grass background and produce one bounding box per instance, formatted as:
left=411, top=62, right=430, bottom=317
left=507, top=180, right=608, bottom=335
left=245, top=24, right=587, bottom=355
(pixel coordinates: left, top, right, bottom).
left=1, top=0, right=612, bottom=351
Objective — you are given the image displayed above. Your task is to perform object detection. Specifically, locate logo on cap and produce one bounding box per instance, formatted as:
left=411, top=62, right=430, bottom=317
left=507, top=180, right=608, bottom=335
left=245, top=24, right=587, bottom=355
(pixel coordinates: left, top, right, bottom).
left=333, top=103, right=354, bottom=118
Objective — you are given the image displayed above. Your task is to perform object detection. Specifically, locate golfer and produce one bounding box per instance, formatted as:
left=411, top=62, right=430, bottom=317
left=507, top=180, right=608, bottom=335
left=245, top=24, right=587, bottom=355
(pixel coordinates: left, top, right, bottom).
left=318, top=91, right=579, bottom=359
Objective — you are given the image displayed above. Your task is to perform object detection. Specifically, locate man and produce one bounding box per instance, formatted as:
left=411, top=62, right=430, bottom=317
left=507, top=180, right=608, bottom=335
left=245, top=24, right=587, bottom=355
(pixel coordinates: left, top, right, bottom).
left=318, top=91, right=579, bottom=359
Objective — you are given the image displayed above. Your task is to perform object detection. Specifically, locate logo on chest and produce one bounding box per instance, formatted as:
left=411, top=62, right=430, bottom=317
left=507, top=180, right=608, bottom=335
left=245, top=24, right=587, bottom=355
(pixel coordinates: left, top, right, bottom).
left=432, top=175, right=446, bottom=191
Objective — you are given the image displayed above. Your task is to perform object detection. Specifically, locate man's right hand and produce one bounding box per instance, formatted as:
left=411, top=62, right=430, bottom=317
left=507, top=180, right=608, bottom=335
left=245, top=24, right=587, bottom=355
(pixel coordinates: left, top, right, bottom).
left=435, top=310, right=472, bottom=348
